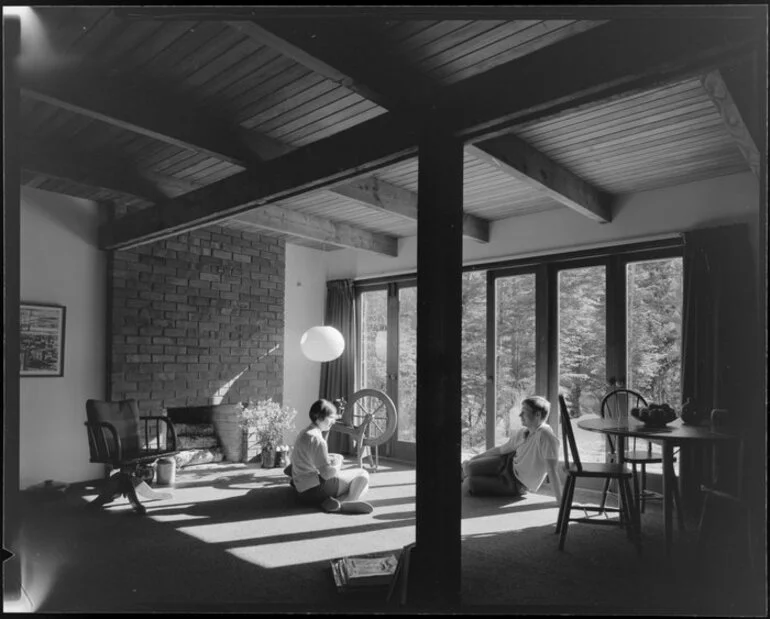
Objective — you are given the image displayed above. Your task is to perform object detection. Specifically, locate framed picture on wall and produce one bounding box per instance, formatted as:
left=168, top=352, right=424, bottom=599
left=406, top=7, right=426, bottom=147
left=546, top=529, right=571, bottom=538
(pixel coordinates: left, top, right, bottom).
left=20, top=303, right=66, bottom=377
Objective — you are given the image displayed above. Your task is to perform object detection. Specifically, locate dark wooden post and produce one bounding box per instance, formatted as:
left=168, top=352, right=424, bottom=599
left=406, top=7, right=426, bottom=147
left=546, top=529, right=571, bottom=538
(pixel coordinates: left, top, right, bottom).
left=410, top=126, right=464, bottom=609
left=2, top=13, right=22, bottom=603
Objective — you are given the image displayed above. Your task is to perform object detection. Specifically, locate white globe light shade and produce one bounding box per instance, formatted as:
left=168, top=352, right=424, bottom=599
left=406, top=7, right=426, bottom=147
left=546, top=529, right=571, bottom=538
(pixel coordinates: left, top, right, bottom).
left=300, top=326, right=345, bottom=362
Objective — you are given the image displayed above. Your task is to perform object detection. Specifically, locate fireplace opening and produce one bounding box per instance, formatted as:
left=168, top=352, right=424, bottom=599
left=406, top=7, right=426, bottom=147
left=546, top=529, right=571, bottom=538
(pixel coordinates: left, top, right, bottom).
left=166, top=405, right=226, bottom=468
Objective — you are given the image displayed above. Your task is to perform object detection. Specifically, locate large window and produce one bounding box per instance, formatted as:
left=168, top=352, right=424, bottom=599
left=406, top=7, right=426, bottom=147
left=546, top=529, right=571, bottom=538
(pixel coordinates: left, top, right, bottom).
left=359, top=289, right=387, bottom=392
left=355, top=241, right=684, bottom=467
left=398, top=286, right=417, bottom=444
left=491, top=273, right=536, bottom=451
left=626, top=256, right=683, bottom=474
left=461, top=271, right=487, bottom=453
left=626, top=258, right=683, bottom=404
left=558, top=265, right=607, bottom=463
left=357, top=281, right=418, bottom=460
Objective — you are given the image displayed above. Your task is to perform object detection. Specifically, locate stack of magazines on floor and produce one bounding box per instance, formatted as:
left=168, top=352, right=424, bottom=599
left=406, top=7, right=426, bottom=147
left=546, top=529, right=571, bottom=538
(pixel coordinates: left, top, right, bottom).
left=330, top=543, right=415, bottom=602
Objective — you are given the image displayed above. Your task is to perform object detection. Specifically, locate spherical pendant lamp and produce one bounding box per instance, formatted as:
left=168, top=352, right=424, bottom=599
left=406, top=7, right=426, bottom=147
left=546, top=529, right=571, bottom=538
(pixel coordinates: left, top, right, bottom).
left=300, top=326, right=345, bottom=362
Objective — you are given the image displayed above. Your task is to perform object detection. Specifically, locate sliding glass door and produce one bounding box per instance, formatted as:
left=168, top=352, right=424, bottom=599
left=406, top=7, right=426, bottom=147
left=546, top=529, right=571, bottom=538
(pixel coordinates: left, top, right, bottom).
left=356, top=242, right=683, bottom=466
left=557, top=264, right=607, bottom=462
left=357, top=281, right=417, bottom=460
left=359, top=288, right=387, bottom=393
left=487, top=271, right=537, bottom=453
left=397, top=286, right=417, bottom=448
left=626, top=257, right=683, bottom=404
left=625, top=255, right=683, bottom=474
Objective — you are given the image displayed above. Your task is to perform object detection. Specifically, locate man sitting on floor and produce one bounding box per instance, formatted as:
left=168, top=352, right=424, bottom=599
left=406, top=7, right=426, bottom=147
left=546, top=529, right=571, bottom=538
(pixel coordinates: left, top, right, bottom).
left=462, top=396, right=562, bottom=504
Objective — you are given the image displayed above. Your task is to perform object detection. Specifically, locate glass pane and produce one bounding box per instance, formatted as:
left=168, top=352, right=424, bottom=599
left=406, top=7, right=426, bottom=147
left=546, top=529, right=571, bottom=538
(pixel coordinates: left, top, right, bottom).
left=627, top=257, right=683, bottom=474
left=627, top=257, right=683, bottom=405
left=461, top=271, right=488, bottom=454
left=398, top=287, right=417, bottom=443
left=558, top=266, right=607, bottom=463
left=493, top=273, right=536, bottom=451
left=360, top=290, right=387, bottom=392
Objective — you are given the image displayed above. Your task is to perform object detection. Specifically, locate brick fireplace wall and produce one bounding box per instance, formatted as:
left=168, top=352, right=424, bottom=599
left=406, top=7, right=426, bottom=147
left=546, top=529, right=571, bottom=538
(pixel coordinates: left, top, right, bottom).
left=108, top=225, right=284, bottom=413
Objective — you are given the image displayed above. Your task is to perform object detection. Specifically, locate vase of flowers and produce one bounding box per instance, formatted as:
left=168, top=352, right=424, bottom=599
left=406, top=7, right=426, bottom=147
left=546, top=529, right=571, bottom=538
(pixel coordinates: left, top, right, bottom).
left=237, top=398, right=297, bottom=467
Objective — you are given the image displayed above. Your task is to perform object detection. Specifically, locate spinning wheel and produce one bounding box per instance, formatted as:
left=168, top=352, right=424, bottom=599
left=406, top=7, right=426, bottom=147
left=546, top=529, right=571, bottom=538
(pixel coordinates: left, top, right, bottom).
left=346, top=389, right=397, bottom=447
left=330, top=389, right=397, bottom=471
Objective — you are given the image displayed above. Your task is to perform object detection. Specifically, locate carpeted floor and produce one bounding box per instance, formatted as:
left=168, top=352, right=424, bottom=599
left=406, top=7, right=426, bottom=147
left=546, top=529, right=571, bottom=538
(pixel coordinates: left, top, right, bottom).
left=11, top=460, right=766, bottom=615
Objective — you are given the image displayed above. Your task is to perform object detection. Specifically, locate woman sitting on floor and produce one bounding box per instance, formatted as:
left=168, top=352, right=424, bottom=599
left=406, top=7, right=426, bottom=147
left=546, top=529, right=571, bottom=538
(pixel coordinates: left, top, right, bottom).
left=286, top=398, right=374, bottom=515
left=462, top=396, right=562, bottom=503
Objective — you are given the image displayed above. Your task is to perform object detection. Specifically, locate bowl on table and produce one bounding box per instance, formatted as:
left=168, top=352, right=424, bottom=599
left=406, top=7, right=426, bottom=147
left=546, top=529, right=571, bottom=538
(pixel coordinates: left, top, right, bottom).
left=630, top=404, right=677, bottom=428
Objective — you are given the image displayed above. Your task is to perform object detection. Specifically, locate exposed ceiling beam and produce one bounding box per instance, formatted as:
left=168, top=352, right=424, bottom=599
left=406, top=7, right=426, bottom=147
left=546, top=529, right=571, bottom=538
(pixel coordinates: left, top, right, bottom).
left=465, top=139, right=611, bottom=223
left=20, top=137, right=201, bottom=202
left=233, top=19, right=502, bottom=234
left=333, top=177, right=490, bottom=242
left=719, top=55, right=764, bottom=148
left=239, top=18, right=608, bottom=223
left=19, top=60, right=299, bottom=172
left=228, top=205, right=398, bottom=256
left=19, top=67, right=259, bottom=166
left=332, top=178, right=419, bottom=220
left=440, top=19, right=762, bottom=144
left=100, top=114, right=417, bottom=249
left=226, top=21, right=390, bottom=106
left=701, top=69, right=761, bottom=177
left=99, top=18, right=761, bottom=249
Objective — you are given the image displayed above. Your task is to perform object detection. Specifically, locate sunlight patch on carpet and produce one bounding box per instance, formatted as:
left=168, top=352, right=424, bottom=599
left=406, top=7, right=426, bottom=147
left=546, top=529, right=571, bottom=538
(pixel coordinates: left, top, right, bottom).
left=174, top=509, right=409, bottom=544
left=150, top=513, right=208, bottom=523
left=461, top=493, right=561, bottom=536
left=225, top=525, right=415, bottom=568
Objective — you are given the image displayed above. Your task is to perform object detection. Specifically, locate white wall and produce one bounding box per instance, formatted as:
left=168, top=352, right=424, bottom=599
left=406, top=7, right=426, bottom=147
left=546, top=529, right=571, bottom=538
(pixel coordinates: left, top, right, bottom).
left=282, top=243, right=328, bottom=445
left=326, top=172, right=760, bottom=279
left=20, top=187, right=107, bottom=488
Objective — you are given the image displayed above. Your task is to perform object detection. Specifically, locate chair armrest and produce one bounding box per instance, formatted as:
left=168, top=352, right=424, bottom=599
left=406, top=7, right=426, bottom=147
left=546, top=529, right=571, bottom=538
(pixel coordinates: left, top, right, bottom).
left=139, top=416, right=178, bottom=452
left=84, top=420, right=123, bottom=463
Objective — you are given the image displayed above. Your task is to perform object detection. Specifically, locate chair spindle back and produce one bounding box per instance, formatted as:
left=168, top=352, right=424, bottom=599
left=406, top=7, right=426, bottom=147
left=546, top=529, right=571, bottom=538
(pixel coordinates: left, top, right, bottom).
left=558, top=395, right=582, bottom=473
left=600, top=389, right=648, bottom=455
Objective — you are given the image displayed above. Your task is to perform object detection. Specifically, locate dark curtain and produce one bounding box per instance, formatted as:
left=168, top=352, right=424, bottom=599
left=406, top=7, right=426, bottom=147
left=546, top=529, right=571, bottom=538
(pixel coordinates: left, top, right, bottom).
left=320, top=279, right=357, bottom=454
left=680, top=223, right=761, bottom=505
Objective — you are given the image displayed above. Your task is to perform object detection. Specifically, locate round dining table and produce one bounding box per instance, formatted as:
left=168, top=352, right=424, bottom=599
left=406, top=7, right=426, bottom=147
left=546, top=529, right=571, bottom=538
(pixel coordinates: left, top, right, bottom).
left=576, top=417, right=736, bottom=554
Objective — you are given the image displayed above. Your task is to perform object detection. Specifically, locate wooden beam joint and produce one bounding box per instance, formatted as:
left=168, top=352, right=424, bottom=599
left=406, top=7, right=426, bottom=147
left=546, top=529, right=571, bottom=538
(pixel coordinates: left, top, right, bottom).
left=701, top=69, right=761, bottom=177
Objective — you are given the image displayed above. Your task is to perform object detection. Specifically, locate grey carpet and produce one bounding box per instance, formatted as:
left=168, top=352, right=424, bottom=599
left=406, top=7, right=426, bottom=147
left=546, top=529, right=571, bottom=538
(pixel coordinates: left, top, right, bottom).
left=13, top=460, right=765, bottom=614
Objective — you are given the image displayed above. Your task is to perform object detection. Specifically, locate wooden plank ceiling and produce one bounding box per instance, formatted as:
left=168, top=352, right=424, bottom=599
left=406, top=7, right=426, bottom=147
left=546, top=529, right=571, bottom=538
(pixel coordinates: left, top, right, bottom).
left=15, top=7, right=762, bottom=255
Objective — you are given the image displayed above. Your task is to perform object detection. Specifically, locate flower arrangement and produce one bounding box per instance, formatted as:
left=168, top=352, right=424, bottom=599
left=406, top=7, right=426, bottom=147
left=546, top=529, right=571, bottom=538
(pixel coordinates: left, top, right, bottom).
left=237, top=398, right=297, bottom=448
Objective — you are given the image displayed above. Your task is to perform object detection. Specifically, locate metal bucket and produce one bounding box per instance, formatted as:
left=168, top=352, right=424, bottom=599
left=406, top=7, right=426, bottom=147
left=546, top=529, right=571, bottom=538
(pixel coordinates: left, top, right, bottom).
left=156, top=457, right=177, bottom=486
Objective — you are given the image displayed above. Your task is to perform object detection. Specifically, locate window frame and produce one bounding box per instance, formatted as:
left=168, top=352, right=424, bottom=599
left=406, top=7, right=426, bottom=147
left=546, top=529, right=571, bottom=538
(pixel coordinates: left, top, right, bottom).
left=353, top=238, right=684, bottom=462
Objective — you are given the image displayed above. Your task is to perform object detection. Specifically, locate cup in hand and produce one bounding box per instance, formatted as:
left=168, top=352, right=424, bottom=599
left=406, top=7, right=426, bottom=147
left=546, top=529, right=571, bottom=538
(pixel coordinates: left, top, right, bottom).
left=329, top=453, right=344, bottom=468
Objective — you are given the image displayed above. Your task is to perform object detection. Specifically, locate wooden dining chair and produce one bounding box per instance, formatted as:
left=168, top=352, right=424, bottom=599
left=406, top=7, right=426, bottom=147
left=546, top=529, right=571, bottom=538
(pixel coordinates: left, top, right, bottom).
left=556, top=395, right=641, bottom=553
left=600, top=389, right=676, bottom=514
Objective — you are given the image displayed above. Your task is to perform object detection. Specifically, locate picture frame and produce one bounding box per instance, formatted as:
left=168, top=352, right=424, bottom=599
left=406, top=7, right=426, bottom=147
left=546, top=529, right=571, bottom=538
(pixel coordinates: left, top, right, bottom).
left=20, top=303, right=66, bottom=377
